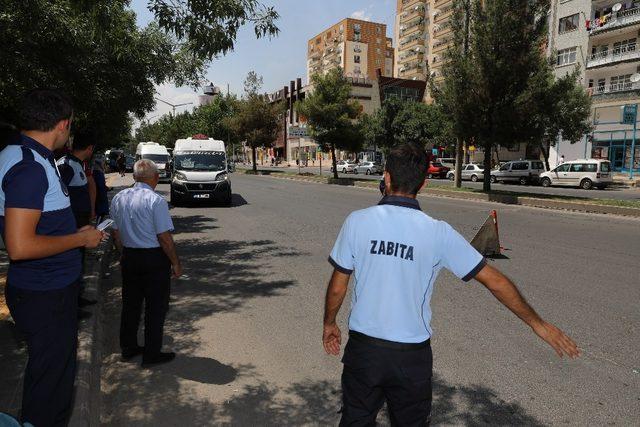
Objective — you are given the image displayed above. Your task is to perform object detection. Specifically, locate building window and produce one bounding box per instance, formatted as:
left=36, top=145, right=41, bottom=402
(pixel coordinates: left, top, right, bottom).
left=354, top=66, right=361, bottom=75
left=597, top=78, right=605, bottom=92
left=610, top=74, right=632, bottom=91
left=556, top=47, right=577, bottom=66
left=558, top=14, right=579, bottom=33
left=377, top=37, right=381, bottom=44
left=354, top=23, right=361, bottom=31
left=376, top=48, right=381, bottom=54
left=354, top=55, right=361, bottom=64
left=355, top=34, right=361, bottom=42
left=376, top=59, right=381, bottom=66
left=376, top=26, right=382, bottom=34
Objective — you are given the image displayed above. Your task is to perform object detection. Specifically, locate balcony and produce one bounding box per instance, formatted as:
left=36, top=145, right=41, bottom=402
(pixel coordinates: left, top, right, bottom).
left=401, top=0, right=424, bottom=11
left=399, top=32, right=426, bottom=50
left=589, top=7, right=640, bottom=36
left=433, top=21, right=452, bottom=36
left=432, top=37, right=453, bottom=53
left=400, top=17, right=426, bottom=37
left=587, top=43, right=640, bottom=68
left=400, top=2, right=426, bottom=22
left=434, top=6, right=454, bottom=24
left=399, top=46, right=425, bottom=62
left=434, top=0, right=453, bottom=8
left=588, top=81, right=640, bottom=99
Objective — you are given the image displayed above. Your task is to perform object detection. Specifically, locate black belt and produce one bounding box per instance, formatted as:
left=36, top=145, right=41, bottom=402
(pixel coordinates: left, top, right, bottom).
left=123, top=247, right=163, bottom=253
left=349, top=330, right=430, bottom=351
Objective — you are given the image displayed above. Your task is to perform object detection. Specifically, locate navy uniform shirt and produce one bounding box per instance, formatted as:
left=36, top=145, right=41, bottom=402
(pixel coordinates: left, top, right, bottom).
left=0, top=135, right=81, bottom=290
left=329, top=195, right=486, bottom=343
left=57, top=153, right=91, bottom=214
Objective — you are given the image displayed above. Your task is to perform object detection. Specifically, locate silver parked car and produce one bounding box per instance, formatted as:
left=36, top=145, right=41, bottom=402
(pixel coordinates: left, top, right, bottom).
left=331, top=160, right=357, bottom=174
left=447, top=164, right=485, bottom=182
left=490, top=160, right=546, bottom=185
left=353, top=161, right=382, bottom=175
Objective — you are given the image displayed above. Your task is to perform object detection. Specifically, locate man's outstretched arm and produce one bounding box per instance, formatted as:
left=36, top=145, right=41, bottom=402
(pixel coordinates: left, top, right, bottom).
left=323, top=269, right=350, bottom=356
left=474, top=264, right=580, bottom=359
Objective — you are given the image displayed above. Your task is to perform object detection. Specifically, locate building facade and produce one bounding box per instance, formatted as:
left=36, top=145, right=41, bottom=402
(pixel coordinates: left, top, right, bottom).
left=307, top=18, right=394, bottom=83
left=549, top=0, right=640, bottom=172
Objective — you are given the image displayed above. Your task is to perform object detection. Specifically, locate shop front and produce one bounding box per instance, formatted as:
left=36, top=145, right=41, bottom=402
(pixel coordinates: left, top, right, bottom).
left=592, top=130, right=640, bottom=172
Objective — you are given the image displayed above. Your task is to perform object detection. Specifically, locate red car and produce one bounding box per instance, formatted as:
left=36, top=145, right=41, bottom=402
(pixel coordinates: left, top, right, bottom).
left=428, top=161, right=450, bottom=179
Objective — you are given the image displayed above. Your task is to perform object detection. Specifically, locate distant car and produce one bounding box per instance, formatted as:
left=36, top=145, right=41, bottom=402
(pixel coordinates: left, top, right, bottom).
left=428, top=161, right=450, bottom=179
left=539, top=159, right=612, bottom=190
left=353, top=161, right=382, bottom=175
left=447, top=164, right=485, bottom=182
left=490, top=160, right=546, bottom=185
left=125, top=155, right=135, bottom=172
left=331, top=160, right=357, bottom=174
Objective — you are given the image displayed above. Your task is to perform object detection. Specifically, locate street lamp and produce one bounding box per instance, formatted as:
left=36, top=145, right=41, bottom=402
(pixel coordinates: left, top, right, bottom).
left=154, top=97, right=194, bottom=115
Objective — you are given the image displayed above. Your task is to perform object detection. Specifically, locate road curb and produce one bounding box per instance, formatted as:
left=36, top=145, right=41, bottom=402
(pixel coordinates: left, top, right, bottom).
left=255, top=172, right=640, bottom=218
left=69, top=239, right=112, bottom=427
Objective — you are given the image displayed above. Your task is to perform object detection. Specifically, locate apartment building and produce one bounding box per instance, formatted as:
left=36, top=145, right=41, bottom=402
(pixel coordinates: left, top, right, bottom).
left=549, top=0, right=640, bottom=172
left=307, top=18, right=394, bottom=83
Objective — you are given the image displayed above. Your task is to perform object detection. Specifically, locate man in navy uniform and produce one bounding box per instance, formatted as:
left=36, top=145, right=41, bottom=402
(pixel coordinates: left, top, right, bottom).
left=323, top=144, right=579, bottom=426
left=0, top=89, right=104, bottom=426
left=57, top=130, right=97, bottom=307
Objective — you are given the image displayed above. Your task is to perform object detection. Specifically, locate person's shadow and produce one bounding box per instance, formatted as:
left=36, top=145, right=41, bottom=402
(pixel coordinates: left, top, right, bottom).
left=155, top=355, right=238, bottom=385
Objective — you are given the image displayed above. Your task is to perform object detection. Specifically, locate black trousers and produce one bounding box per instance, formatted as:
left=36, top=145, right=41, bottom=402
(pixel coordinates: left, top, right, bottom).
left=120, top=247, right=171, bottom=357
left=6, top=281, right=79, bottom=427
left=340, top=331, right=433, bottom=427
left=73, top=211, right=91, bottom=287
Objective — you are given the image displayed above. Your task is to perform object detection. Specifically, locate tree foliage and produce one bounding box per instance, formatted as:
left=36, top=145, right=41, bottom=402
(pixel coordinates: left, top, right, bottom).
left=361, top=98, right=447, bottom=153
left=228, top=72, right=282, bottom=172
left=135, top=95, right=240, bottom=150
left=437, top=0, right=555, bottom=191
left=0, top=0, right=280, bottom=148
left=296, top=68, right=363, bottom=179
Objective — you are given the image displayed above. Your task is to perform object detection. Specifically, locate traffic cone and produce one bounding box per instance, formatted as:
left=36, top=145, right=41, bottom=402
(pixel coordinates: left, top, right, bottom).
left=470, top=210, right=501, bottom=257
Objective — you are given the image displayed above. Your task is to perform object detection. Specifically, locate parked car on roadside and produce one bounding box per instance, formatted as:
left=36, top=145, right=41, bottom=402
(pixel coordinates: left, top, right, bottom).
left=428, top=161, right=450, bottom=179
left=490, top=160, right=546, bottom=185
left=539, top=159, right=612, bottom=190
left=353, top=161, right=382, bottom=175
left=331, top=160, right=357, bottom=174
left=447, top=164, right=485, bottom=182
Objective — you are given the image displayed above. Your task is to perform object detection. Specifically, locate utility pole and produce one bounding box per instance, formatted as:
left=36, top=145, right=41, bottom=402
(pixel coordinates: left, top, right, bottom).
left=154, top=97, right=193, bottom=116
left=454, top=0, right=470, bottom=189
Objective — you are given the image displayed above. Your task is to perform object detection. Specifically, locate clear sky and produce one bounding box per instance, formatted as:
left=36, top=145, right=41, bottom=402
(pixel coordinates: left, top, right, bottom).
left=129, top=0, right=396, bottom=124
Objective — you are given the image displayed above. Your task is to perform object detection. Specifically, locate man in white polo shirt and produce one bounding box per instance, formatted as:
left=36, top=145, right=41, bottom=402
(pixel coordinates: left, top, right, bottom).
left=323, top=144, right=580, bottom=426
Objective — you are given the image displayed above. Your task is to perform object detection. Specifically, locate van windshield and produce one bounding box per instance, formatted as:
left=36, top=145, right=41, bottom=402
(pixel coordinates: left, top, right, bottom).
left=142, top=154, right=169, bottom=163
left=174, top=151, right=226, bottom=171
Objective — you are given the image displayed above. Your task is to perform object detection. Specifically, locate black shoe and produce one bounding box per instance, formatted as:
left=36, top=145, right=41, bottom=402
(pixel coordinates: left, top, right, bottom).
left=141, top=352, right=176, bottom=367
left=121, top=346, right=144, bottom=361
left=79, top=296, right=97, bottom=307
left=77, top=309, right=92, bottom=320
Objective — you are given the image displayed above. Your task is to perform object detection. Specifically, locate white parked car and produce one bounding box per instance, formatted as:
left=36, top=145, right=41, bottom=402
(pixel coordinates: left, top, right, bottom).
left=539, top=159, right=612, bottom=190
left=447, top=164, right=485, bottom=182
left=331, top=160, right=357, bottom=174
left=353, top=161, right=382, bottom=175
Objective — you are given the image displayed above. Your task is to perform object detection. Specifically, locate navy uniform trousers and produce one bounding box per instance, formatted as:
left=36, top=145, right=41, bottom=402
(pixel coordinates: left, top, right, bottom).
left=340, top=331, right=433, bottom=427
left=6, top=281, right=79, bottom=427
left=120, top=247, right=171, bottom=358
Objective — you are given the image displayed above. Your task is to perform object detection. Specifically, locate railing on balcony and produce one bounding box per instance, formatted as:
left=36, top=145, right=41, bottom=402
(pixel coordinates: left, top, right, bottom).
left=400, top=18, right=425, bottom=36
left=587, top=43, right=640, bottom=67
left=590, top=7, right=640, bottom=35
left=589, top=81, right=640, bottom=96
left=400, top=32, right=425, bottom=48
left=400, top=3, right=426, bottom=22
left=401, top=0, right=424, bottom=10
left=433, top=21, right=452, bottom=35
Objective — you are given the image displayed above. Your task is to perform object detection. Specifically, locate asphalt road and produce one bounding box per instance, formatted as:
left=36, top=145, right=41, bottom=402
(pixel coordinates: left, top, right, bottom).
left=100, top=173, right=640, bottom=426
left=245, top=164, right=640, bottom=202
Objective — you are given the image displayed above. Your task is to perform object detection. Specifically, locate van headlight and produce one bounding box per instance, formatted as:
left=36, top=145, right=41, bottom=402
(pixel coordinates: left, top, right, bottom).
left=174, top=171, right=187, bottom=181
left=217, top=172, right=228, bottom=181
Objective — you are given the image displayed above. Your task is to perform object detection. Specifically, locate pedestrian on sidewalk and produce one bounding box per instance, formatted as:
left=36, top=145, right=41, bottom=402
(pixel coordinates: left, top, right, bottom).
left=110, top=159, right=182, bottom=367
left=117, top=152, right=126, bottom=177
left=57, top=130, right=98, bottom=309
left=322, top=143, right=580, bottom=426
left=93, top=158, right=111, bottom=224
left=0, top=89, right=104, bottom=426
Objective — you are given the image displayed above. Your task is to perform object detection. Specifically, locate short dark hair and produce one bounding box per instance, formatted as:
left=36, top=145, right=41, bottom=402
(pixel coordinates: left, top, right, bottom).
left=72, top=129, right=95, bottom=151
left=17, top=89, right=73, bottom=132
left=385, top=144, right=428, bottom=195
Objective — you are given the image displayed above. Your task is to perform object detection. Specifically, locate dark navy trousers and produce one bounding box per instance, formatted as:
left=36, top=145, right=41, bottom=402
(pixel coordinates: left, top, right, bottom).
left=6, top=281, right=79, bottom=427
left=340, top=331, right=433, bottom=426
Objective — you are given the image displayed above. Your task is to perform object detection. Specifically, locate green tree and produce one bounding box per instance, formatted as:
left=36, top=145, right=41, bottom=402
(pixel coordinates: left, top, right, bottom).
left=521, top=66, right=593, bottom=171
left=228, top=72, right=282, bottom=172
left=0, top=1, right=280, bottom=146
left=437, top=0, right=551, bottom=191
left=394, top=102, right=446, bottom=147
left=296, top=68, right=363, bottom=179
